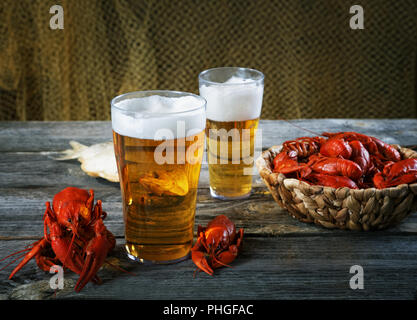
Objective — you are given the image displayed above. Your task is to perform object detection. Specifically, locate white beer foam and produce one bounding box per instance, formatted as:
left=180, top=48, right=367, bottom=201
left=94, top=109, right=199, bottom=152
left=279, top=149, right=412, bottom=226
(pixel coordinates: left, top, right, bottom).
left=200, top=76, right=263, bottom=122
left=112, top=95, right=206, bottom=140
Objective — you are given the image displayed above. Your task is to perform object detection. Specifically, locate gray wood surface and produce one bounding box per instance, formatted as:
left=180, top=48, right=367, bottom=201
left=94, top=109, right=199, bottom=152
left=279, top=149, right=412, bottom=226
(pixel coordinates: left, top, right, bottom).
left=0, top=120, right=417, bottom=300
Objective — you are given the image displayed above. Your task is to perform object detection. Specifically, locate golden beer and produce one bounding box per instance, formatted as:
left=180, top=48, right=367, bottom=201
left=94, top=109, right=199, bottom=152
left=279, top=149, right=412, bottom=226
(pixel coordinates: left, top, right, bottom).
left=206, top=118, right=259, bottom=199
left=111, top=91, right=206, bottom=262
left=113, top=131, right=204, bottom=262
left=199, top=67, right=264, bottom=199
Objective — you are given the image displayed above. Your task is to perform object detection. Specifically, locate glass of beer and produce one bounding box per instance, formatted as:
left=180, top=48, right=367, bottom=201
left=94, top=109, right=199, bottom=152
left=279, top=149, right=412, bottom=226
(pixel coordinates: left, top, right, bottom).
left=199, top=67, right=264, bottom=200
left=111, top=91, right=206, bottom=263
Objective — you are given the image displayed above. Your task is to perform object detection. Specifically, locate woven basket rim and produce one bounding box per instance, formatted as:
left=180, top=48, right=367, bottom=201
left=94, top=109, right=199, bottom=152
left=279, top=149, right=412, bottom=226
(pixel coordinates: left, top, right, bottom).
left=256, top=144, right=417, bottom=195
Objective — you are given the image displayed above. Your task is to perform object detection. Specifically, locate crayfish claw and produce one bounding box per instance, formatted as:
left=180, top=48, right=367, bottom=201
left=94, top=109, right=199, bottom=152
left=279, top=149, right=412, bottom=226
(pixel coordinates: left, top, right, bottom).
left=191, top=251, right=213, bottom=276
left=212, top=245, right=238, bottom=269
left=74, top=220, right=114, bottom=292
left=75, top=244, right=107, bottom=291
left=75, top=251, right=103, bottom=292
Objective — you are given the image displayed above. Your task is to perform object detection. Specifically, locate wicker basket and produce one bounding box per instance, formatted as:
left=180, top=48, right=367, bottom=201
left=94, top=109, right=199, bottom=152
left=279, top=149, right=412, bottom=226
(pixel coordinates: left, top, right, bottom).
left=256, top=145, right=417, bottom=231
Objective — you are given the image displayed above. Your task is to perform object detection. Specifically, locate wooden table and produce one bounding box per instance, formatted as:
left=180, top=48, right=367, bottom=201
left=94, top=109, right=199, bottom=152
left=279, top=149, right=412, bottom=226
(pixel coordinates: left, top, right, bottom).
left=1, top=119, right=417, bottom=300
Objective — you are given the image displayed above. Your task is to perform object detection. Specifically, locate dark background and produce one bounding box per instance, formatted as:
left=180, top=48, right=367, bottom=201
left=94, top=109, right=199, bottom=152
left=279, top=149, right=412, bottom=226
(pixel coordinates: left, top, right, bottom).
left=0, top=0, right=416, bottom=120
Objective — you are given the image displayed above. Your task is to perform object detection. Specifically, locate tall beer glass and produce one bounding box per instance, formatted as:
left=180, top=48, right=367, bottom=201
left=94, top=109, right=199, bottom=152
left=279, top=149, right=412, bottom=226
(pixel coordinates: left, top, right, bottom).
left=111, top=91, right=206, bottom=263
left=199, top=67, right=264, bottom=200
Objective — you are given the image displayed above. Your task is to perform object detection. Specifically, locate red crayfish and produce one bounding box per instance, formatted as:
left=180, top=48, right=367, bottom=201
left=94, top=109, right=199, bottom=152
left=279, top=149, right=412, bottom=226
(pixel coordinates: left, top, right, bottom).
left=272, top=132, right=416, bottom=189
left=2, top=187, right=115, bottom=292
left=191, top=215, right=243, bottom=276
left=373, top=158, right=417, bottom=189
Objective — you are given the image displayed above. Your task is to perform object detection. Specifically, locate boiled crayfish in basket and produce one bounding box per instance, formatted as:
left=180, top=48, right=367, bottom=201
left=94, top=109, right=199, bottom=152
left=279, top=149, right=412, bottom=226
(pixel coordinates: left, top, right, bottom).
left=273, top=132, right=417, bottom=189
left=2, top=187, right=116, bottom=292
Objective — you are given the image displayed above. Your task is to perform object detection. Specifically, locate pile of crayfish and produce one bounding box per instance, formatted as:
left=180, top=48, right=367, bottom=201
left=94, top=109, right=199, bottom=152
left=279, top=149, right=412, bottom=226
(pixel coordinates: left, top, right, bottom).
left=2, top=187, right=115, bottom=292
left=191, top=215, right=243, bottom=276
left=273, top=132, right=417, bottom=189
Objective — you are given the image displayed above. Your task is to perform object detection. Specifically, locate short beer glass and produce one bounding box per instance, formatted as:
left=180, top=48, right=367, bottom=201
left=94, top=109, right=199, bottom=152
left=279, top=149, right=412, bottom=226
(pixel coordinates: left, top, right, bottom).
left=111, top=91, right=206, bottom=263
left=199, top=67, right=264, bottom=200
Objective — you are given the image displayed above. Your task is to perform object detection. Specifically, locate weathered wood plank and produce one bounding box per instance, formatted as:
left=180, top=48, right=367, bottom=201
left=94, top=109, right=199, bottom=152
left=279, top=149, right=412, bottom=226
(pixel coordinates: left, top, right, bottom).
left=1, top=120, right=417, bottom=300
left=0, top=152, right=259, bottom=189
left=0, top=139, right=415, bottom=238
left=1, top=119, right=416, bottom=152
left=1, top=186, right=416, bottom=239
left=0, top=186, right=334, bottom=238
left=1, top=235, right=417, bottom=300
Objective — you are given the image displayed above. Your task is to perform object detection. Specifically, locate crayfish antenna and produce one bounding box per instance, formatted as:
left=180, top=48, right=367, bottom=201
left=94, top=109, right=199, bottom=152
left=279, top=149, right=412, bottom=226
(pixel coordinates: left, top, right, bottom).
left=62, top=230, right=77, bottom=270
left=0, top=252, right=31, bottom=272
left=193, top=268, right=201, bottom=279
left=276, top=116, right=321, bottom=137
left=211, top=256, right=233, bottom=269
left=104, top=260, right=137, bottom=276
left=0, top=247, right=32, bottom=263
